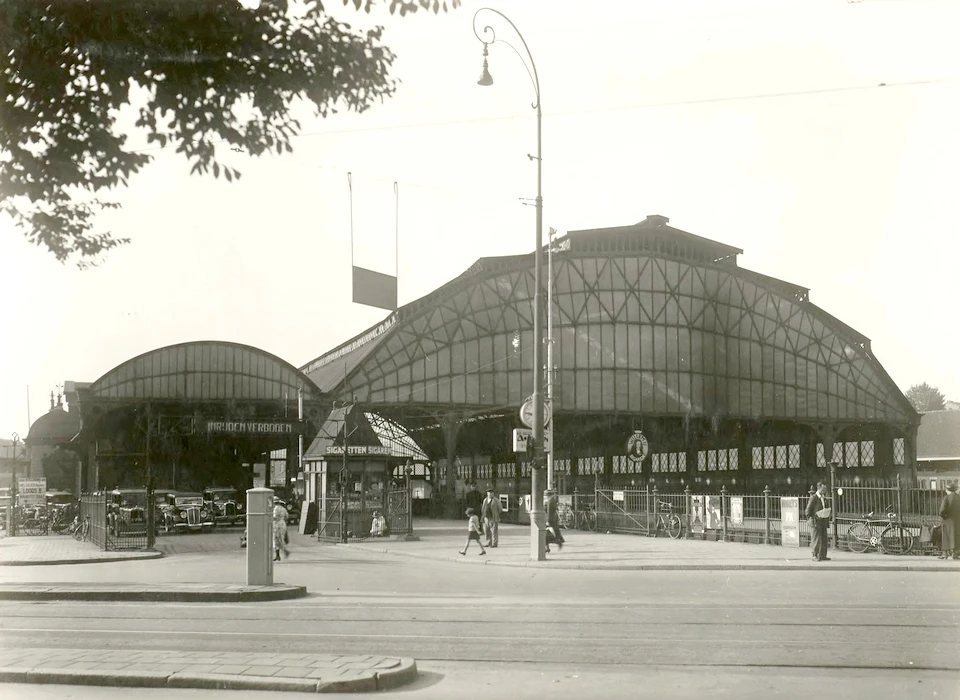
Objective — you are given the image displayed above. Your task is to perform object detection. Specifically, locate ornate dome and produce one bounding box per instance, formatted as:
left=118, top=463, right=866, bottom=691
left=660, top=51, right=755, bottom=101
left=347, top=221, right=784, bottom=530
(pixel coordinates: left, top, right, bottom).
left=26, top=406, right=80, bottom=446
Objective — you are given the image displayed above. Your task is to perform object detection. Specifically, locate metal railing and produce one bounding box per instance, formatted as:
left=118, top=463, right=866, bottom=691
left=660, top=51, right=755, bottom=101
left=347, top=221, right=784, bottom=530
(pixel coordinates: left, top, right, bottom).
left=582, top=482, right=947, bottom=555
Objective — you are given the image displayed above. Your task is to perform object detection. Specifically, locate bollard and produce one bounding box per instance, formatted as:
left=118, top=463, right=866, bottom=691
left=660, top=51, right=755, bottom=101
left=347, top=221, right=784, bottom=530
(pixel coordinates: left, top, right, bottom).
left=763, top=485, right=772, bottom=545
left=246, top=487, right=274, bottom=586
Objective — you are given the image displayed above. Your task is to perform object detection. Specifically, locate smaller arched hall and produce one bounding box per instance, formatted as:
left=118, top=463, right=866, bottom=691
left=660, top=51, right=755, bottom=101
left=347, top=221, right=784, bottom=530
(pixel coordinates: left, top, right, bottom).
left=57, top=341, right=329, bottom=493
left=299, top=214, right=920, bottom=505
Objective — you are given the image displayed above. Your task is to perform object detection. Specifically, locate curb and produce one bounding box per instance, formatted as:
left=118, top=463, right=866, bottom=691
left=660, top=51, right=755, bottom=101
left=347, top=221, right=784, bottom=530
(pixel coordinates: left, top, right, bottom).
left=346, top=545, right=960, bottom=573
left=0, top=585, right=308, bottom=602
left=0, top=551, right=165, bottom=567
left=0, top=658, right=418, bottom=694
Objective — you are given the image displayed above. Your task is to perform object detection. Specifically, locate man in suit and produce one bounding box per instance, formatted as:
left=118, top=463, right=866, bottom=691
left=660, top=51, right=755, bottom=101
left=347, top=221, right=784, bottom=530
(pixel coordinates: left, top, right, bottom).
left=805, top=481, right=831, bottom=561
left=480, top=488, right=502, bottom=548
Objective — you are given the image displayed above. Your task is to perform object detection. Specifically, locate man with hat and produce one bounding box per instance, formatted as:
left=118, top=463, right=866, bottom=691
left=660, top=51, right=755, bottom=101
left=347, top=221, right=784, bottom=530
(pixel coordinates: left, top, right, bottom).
left=480, top=488, right=502, bottom=548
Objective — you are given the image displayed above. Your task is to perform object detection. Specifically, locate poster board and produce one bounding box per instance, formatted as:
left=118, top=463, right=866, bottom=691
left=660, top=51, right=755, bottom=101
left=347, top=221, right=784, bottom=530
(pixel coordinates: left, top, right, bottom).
left=730, top=496, right=744, bottom=526
left=690, top=495, right=704, bottom=534
left=780, top=497, right=800, bottom=547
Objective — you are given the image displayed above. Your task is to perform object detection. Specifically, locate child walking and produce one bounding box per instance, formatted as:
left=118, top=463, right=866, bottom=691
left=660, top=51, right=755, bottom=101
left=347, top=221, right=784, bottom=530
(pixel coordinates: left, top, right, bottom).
left=459, top=507, right=487, bottom=556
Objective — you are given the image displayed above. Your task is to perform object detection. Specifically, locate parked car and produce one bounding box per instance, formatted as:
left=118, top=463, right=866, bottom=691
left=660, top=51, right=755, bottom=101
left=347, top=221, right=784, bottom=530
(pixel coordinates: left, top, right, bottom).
left=107, top=488, right=146, bottom=536
left=157, top=491, right=214, bottom=533
left=203, top=487, right=244, bottom=526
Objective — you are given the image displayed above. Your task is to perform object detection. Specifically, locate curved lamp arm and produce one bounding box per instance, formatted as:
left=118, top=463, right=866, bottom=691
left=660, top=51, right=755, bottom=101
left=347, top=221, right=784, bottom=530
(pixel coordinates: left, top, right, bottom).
left=472, top=7, right=541, bottom=111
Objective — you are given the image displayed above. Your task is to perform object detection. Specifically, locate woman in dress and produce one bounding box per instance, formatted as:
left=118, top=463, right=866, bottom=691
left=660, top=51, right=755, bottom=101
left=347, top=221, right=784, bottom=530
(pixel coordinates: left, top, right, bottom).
left=272, top=497, right=289, bottom=561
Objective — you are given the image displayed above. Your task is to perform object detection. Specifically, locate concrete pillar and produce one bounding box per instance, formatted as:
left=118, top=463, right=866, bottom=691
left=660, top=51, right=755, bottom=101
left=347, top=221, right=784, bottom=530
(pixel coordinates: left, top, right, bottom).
left=246, top=487, right=274, bottom=586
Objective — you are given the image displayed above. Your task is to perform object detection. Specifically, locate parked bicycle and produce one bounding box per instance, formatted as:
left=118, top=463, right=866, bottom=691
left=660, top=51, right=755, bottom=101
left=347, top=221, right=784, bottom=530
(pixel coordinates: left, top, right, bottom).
left=653, top=501, right=684, bottom=539
left=71, top=515, right=91, bottom=542
left=845, top=507, right=914, bottom=555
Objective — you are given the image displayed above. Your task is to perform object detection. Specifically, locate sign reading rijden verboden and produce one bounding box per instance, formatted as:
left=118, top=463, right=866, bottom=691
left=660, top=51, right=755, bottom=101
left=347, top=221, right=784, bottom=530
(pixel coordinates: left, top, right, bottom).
left=206, top=420, right=297, bottom=435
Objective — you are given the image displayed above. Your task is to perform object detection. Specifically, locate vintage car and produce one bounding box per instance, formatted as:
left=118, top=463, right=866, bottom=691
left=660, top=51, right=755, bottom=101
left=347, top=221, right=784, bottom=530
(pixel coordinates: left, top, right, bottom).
left=107, top=488, right=146, bottom=536
left=203, top=487, right=244, bottom=526
left=157, top=491, right=215, bottom=533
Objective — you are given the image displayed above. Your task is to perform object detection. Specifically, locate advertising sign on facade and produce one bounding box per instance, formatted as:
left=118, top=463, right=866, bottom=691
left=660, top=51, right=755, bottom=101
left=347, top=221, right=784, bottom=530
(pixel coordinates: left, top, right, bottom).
left=731, top=496, right=744, bottom=526
left=17, top=478, right=47, bottom=507
left=325, top=445, right=391, bottom=456
left=207, top=420, right=295, bottom=435
left=690, top=495, right=705, bottom=534
left=780, top=497, right=801, bottom=547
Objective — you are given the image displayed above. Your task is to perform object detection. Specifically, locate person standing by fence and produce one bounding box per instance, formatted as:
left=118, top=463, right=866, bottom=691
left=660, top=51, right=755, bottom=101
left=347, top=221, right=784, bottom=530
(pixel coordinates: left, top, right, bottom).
left=805, top=481, right=831, bottom=561
left=938, top=483, right=959, bottom=560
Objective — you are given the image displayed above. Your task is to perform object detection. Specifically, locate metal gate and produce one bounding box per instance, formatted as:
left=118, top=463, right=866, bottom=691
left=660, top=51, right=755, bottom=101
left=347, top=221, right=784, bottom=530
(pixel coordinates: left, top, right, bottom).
left=595, top=489, right=651, bottom=535
left=387, top=488, right=410, bottom=538
left=316, top=496, right=343, bottom=543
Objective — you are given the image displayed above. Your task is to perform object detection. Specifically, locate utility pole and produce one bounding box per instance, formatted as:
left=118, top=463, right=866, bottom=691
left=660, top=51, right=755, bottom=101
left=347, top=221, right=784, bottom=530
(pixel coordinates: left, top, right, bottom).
left=546, top=227, right=557, bottom=491
left=145, top=404, right=155, bottom=549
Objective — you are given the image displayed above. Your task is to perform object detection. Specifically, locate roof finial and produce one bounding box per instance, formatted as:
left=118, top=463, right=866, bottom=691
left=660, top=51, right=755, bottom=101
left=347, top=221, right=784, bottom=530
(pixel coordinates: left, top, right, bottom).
left=50, top=391, right=55, bottom=410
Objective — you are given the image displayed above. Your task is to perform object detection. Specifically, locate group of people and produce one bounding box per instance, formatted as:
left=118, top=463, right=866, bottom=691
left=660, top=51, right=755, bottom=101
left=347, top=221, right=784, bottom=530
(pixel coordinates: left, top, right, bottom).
left=460, top=488, right=565, bottom=556
left=806, top=480, right=960, bottom=561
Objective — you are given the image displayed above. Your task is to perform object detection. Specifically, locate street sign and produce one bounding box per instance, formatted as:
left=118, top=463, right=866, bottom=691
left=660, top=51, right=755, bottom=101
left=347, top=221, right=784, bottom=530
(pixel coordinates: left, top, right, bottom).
left=512, top=428, right=551, bottom=453
left=519, top=397, right=552, bottom=429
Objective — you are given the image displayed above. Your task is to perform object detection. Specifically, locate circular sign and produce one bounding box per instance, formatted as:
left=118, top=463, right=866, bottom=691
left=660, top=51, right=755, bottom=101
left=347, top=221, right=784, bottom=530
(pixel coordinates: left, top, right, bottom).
left=626, top=431, right=649, bottom=464
left=520, top=397, right=551, bottom=429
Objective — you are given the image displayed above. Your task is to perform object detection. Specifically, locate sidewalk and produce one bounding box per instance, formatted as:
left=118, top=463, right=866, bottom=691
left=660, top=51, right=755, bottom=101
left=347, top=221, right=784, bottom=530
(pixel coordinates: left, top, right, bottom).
left=0, top=648, right=417, bottom=694
left=0, top=533, right=162, bottom=566
left=347, top=519, right=960, bottom=572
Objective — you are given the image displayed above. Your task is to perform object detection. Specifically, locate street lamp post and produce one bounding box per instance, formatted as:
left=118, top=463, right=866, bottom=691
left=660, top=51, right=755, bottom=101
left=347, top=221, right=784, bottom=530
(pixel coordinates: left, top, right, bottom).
left=7, top=433, right=20, bottom=535
left=473, top=8, right=546, bottom=561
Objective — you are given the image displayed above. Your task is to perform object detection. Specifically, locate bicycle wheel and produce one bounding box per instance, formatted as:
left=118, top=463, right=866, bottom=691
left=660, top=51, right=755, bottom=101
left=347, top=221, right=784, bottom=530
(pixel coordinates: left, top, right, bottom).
left=665, top=513, right=682, bottom=539
left=879, top=524, right=914, bottom=555
left=846, top=522, right=873, bottom=553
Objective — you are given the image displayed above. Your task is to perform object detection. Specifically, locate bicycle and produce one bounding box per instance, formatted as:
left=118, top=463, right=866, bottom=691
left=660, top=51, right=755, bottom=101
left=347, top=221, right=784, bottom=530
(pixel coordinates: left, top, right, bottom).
left=653, top=501, right=683, bottom=539
left=71, top=516, right=91, bottom=542
left=573, top=507, right=597, bottom=532
left=845, top=508, right=914, bottom=555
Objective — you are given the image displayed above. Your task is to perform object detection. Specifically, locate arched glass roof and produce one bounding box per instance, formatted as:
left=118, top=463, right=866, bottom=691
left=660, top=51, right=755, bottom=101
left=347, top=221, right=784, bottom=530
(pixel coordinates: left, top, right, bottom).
left=88, top=341, right=322, bottom=402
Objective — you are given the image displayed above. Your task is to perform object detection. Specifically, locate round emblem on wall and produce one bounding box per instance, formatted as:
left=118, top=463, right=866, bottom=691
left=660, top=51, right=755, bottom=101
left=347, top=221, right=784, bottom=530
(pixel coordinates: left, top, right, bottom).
left=626, top=430, right=649, bottom=464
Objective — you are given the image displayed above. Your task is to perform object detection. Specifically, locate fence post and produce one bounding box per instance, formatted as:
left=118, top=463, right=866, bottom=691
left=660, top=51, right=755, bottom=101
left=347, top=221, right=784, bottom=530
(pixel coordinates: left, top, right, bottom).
left=763, top=485, right=771, bottom=545
left=896, top=473, right=904, bottom=551
left=645, top=485, right=651, bottom=536
left=720, top=485, right=728, bottom=542
left=652, top=485, right=659, bottom=537
left=102, top=494, right=109, bottom=551
left=684, top=485, right=692, bottom=540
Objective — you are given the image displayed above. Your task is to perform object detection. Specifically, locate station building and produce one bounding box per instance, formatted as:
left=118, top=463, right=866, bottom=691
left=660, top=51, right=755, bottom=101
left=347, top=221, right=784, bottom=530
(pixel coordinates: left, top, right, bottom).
left=24, top=215, right=919, bottom=510
left=299, top=215, right=919, bottom=509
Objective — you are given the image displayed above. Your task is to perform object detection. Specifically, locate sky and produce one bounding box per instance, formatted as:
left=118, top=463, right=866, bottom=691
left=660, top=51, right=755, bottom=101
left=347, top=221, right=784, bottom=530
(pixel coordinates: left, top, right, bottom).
left=1, top=0, right=958, bottom=438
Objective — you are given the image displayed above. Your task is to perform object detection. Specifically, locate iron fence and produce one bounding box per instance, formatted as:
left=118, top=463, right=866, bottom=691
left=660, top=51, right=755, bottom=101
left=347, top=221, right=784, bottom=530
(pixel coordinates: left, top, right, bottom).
left=78, top=492, right=153, bottom=551
left=316, top=496, right=344, bottom=543
left=79, top=493, right=108, bottom=549
left=585, top=482, right=947, bottom=555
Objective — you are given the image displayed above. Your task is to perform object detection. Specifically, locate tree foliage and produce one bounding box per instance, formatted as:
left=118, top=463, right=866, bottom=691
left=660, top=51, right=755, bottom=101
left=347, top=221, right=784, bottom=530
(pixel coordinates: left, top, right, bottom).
left=0, top=0, right=458, bottom=266
left=905, top=382, right=946, bottom=412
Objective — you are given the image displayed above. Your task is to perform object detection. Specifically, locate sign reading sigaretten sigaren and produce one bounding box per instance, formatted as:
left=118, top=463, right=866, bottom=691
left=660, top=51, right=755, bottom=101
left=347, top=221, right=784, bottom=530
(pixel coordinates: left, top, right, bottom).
left=325, top=445, right=391, bottom=456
